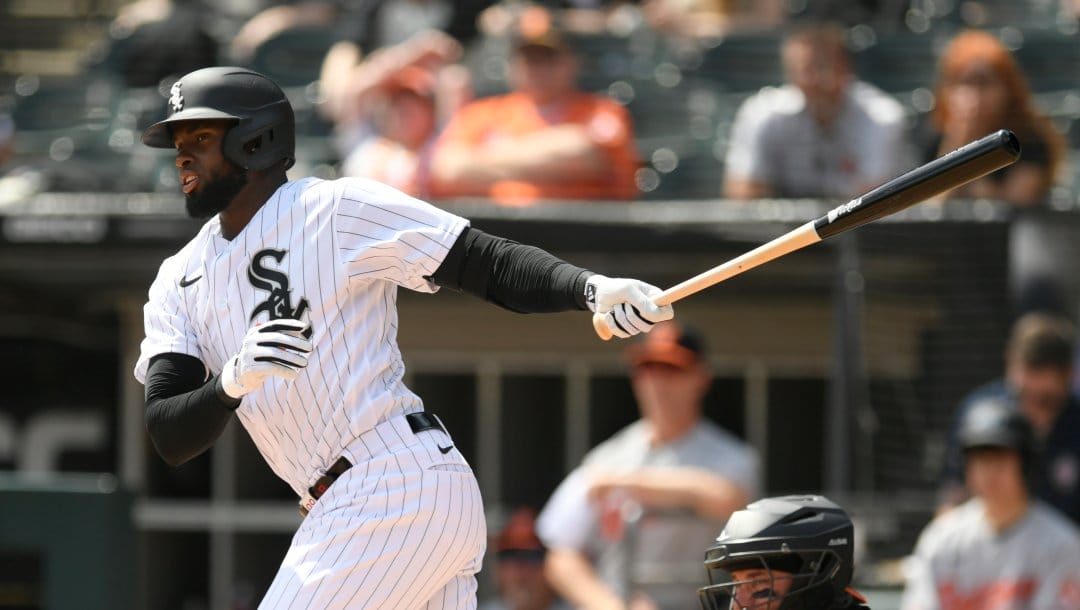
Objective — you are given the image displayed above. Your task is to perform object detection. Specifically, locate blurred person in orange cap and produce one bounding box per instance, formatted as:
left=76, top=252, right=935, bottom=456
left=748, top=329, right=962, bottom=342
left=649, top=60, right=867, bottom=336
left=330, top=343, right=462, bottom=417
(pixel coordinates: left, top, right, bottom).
left=537, top=321, right=761, bottom=610
left=339, top=65, right=442, bottom=196
left=481, top=508, right=571, bottom=610
left=430, top=4, right=639, bottom=206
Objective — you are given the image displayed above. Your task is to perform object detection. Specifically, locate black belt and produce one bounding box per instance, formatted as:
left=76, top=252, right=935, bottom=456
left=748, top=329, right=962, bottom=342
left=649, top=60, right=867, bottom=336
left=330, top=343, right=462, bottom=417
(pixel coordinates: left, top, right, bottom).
left=301, top=412, right=447, bottom=516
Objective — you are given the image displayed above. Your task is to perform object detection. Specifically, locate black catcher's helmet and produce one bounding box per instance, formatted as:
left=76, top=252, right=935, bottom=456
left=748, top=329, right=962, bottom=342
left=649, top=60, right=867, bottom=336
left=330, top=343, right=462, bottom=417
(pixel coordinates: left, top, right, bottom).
left=957, top=394, right=1037, bottom=484
left=698, top=495, right=860, bottom=610
left=142, top=66, right=295, bottom=171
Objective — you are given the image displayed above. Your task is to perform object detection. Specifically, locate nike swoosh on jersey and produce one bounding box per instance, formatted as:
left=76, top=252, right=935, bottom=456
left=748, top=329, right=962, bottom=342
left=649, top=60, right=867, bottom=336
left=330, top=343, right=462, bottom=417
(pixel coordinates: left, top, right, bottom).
left=179, top=274, right=203, bottom=287
left=438, top=444, right=454, bottom=454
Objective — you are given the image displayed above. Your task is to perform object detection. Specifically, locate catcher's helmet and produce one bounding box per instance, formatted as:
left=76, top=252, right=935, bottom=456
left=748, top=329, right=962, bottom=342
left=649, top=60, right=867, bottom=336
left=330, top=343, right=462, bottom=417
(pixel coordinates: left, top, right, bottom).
left=698, top=495, right=858, bottom=610
left=141, top=66, right=295, bottom=171
left=957, top=395, right=1037, bottom=483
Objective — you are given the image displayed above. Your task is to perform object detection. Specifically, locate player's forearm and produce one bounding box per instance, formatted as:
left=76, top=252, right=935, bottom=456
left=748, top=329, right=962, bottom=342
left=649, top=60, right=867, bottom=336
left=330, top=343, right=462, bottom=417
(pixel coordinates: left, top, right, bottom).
left=545, top=548, right=626, bottom=610
left=431, top=227, right=593, bottom=313
left=637, top=468, right=749, bottom=521
left=595, top=468, right=748, bottom=521
left=144, top=353, right=240, bottom=466
left=723, top=175, right=772, bottom=200
left=431, top=127, right=609, bottom=190
left=486, top=126, right=609, bottom=179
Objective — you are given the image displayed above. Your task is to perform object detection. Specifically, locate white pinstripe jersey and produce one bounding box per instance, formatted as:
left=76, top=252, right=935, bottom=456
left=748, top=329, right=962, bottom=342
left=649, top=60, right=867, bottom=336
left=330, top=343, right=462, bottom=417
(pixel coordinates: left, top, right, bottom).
left=134, top=177, right=468, bottom=496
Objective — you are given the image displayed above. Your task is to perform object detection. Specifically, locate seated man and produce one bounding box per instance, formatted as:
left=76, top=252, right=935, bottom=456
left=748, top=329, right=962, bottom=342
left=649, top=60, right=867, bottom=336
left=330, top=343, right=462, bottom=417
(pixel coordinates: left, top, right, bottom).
left=698, top=495, right=870, bottom=610
left=901, top=397, right=1080, bottom=610
left=538, top=321, right=760, bottom=610
left=939, top=312, right=1080, bottom=525
left=723, top=22, right=908, bottom=200
left=430, top=5, right=639, bottom=205
left=480, top=507, right=570, bottom=610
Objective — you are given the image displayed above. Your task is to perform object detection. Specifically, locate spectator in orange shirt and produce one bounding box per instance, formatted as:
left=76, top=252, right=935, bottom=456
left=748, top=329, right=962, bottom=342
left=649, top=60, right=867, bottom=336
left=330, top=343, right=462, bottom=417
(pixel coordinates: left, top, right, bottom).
left=430, top=5, right=639, bottom=206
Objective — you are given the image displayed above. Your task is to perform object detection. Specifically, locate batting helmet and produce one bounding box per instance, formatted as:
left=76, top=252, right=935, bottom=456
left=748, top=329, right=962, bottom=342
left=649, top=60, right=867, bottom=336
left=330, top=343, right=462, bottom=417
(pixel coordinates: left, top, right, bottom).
left=698, top=495, right=859, bottom=610
left=957, top=395, right=1037, bottom=483
left=141, top=66, right=295, bottom=171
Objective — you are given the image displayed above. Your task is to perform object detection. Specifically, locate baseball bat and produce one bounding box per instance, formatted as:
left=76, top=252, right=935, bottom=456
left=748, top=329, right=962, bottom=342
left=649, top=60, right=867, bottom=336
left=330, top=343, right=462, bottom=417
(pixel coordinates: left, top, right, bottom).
left=593, top=129, right=1021, bottom=340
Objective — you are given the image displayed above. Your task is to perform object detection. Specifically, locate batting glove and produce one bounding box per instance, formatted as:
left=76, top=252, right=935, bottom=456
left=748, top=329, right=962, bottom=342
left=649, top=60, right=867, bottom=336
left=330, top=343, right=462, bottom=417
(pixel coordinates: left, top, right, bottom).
left=585, top=275, right=674, bottom=339
left=220, top=319, right=313, bottom=399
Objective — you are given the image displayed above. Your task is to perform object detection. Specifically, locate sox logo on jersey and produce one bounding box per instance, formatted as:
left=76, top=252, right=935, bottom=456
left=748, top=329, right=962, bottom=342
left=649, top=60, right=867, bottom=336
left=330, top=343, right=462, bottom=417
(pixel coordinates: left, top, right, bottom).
left=248, top=248, right=311, bottom=335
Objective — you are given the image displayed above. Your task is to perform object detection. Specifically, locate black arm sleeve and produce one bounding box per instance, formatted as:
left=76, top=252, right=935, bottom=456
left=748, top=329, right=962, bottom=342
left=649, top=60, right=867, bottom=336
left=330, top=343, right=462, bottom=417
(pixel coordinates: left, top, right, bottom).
left=144, top=352, right=241, bottom=467
left=430, top=227, right=594, bottom=313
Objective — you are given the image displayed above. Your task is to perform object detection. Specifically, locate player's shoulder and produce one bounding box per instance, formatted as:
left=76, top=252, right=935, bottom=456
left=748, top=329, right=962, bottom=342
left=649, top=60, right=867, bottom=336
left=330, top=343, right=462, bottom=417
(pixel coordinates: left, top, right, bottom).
left=158, top=217, right=216, bottom=272
left=330, top=176, right=426, bottom=207
left=692, top=419, right=759, bottom=467
left=1029, top=502, right=1080, bottom=546
left=582, top=420, right=649, bottom=465
left=919, top=498, right=980, bottom=545
left=847, top=80, right=905, bottom=125
left=737, top=85, right=805, bottom=119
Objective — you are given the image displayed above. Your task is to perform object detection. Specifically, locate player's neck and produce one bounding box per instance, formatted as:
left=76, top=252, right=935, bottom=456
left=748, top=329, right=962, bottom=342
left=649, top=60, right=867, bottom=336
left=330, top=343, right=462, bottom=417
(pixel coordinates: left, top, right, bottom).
left=982, top=493, right=1029, bottom=532
left=219, top=172, right=288, bottom=240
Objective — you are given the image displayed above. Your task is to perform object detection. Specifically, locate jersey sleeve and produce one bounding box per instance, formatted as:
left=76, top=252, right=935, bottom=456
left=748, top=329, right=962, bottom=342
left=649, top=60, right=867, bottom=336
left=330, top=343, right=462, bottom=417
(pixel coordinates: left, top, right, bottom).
left=536, top=467, right=597, bottom=552
left=1031, top=532, right=1080, bottom=610
left=724, top=94, right=773, bottom=184
left=335, top=177, right=469, bottom=293
left=133, top=254, right=202, bottom=384
left=898, top=520, right=943, bottom=610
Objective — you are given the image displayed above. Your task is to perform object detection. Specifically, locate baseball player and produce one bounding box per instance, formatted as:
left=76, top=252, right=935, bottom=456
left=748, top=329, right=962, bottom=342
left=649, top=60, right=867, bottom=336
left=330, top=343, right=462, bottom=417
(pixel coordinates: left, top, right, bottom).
left=900, top=396, right=1080, bottom=610
left=698, top=495, right=870, bottom=610
left=134, top=66, right=673, bottom=610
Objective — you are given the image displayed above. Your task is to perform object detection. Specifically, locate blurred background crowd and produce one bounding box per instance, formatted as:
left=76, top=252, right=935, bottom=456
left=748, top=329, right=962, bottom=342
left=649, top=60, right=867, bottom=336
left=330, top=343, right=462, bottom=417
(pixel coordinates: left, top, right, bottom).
left=4, top=1, right=1080, bottom=609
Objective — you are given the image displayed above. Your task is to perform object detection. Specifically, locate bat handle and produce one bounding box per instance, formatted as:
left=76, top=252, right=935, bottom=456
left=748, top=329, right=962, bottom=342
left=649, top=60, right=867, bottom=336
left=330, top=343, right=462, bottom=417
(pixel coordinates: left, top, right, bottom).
left=592, top=312, right=615, bottom=341
left=591, top=291, right=675, bottom=341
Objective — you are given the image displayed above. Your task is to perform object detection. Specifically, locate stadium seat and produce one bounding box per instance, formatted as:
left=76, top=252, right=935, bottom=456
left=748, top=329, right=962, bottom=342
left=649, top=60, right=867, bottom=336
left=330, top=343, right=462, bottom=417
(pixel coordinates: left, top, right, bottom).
left=247, top=26, right=338, bottom=88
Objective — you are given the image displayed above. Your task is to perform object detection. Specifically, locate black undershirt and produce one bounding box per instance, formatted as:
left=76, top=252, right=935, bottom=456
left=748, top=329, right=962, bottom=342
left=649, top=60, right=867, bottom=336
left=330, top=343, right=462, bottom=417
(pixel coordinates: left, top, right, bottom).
left=143, top=227, right=593, bottom=465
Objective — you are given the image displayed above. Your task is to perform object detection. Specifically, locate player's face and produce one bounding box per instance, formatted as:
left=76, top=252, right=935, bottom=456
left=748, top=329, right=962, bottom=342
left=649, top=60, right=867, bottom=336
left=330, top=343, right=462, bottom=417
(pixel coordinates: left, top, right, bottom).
left=494, top=557, right=555, bottom=610
left=1008, top=363, right=1072, bottom=436
left=172, top=120, right=249, bottom=219
left=631, top=361, right=709, bottom=429
left=783, top=41, right=848, bottom=123
left=943, top=60, right=1008, bottom=128
left=965, top=447, right=1027, bottom=504
left=726, top=568, right=795, bottom=610
left=511, top=45, right=577, bottom=103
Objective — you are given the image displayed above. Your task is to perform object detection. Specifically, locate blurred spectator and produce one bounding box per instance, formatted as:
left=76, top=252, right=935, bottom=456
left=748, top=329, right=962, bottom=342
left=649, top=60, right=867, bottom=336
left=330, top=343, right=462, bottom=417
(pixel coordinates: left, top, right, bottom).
left=319, top=1, right=491, bottom=122
left=97, top=0, right=218, bottom=87
left=0, top=114, right=13, bottom=172
left=230, top=1, right=341, bottom=63
left=430, top=5, right=639, bottom=205
left=537, top=321, right=760, bottom=610
left=480, top=508, right=570, bottom=610
left=337, top=66, right=441, bottom=195
left=320, top=29, right=466, bottom=140
left=723, top=22, right=908, bottom=200
left=902, top=396, right=1080, bottom=610
left=939, top=313, right=1080, bottom=525
left=918, top=30, right=1065, bottom=208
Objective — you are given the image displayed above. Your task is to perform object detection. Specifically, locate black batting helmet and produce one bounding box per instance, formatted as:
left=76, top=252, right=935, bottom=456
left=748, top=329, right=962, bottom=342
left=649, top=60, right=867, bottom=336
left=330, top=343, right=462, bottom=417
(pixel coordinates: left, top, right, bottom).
left=141, top=66, right=295, bottom=171
left=957, top=395, right=1037, bottom=483
left=698, top=495, right=859, bottom=610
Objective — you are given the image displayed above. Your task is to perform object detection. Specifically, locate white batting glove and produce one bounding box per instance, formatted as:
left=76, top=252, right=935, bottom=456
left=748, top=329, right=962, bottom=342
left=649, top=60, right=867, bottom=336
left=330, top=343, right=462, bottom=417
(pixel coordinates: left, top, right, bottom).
left=585, top=275, right=674, bottom=339
left=220, top=319, right=313, bottom=399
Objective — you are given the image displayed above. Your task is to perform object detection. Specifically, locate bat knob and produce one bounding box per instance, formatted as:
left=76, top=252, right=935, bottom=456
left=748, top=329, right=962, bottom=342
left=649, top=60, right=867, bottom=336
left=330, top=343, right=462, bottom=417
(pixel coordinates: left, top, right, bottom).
left=592, top=312, right=614, bottom=341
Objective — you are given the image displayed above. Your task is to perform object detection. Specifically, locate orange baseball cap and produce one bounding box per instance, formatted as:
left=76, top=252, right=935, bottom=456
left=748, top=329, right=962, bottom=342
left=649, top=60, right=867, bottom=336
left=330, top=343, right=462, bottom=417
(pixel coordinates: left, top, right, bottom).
left=494, top=507, right=547, bottom=561
left=624, top=321, right=706, bottom=370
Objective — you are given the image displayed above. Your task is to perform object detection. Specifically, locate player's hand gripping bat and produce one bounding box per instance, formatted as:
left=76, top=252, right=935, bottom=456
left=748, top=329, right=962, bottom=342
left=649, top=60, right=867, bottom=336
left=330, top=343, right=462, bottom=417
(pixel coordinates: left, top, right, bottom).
left=593, top=129, right=1021, bottom=340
